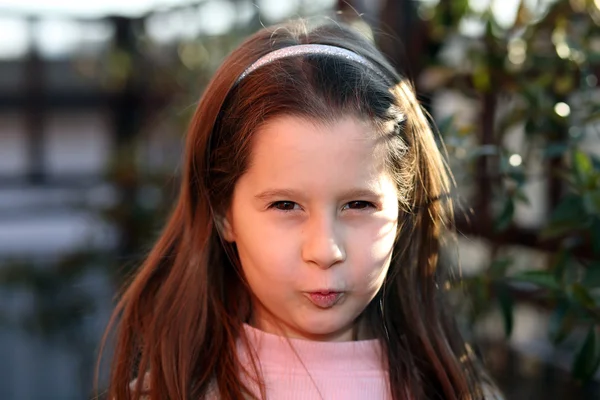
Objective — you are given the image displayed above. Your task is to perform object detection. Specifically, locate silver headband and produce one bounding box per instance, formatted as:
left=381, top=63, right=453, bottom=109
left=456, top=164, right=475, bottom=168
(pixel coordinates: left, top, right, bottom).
left=234, top=44, right=390, bottom=85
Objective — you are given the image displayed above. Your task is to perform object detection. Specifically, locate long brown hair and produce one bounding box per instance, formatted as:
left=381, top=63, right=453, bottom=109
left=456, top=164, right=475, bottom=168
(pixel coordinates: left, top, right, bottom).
left=99, top=19, right=489, bottom=400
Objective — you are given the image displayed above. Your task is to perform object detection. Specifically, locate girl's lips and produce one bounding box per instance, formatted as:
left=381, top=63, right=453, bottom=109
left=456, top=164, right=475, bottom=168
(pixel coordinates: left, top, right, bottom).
left=304, top=291, right=343, bottom=309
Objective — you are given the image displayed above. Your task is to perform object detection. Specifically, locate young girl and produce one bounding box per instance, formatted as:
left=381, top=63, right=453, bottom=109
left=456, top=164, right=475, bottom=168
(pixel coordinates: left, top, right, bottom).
left=101, top=18, right=499, bottom=400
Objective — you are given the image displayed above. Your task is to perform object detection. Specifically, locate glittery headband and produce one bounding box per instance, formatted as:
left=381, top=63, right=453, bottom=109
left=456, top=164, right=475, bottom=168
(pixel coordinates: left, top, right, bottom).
left=234, top=44, right=390, bottom=85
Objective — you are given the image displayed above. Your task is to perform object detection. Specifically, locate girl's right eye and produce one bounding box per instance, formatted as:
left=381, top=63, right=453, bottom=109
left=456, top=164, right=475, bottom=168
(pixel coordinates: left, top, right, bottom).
left=269, top=201, right=299, bottom=211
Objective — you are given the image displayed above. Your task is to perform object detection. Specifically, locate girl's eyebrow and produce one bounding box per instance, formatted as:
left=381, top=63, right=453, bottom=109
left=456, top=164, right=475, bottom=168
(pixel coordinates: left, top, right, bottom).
left=254, top=188, right=383, bottom=201
left=340, top=188, right=384, bottom=200
left=254, top=188, right=304, bottom=202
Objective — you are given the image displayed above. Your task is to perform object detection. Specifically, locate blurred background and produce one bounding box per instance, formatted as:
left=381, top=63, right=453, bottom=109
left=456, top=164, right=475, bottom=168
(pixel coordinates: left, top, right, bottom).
left=1, top=0, right=600, bottom=398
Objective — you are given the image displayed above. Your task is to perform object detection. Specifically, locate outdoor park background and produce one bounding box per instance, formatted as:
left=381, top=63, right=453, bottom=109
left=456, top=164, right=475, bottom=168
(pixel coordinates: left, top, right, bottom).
left=1, top=0, right=600, bottom=398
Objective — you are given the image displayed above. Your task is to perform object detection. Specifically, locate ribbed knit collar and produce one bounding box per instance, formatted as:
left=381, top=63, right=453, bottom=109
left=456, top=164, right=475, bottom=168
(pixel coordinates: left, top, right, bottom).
left=239, top=323, right=385, bottom=373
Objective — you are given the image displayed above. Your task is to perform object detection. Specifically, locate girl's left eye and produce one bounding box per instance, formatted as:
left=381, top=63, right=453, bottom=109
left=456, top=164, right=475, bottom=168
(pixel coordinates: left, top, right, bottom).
left=343, top=201, right=375, bottom=210
left=269, top=201, right=299, bottom=211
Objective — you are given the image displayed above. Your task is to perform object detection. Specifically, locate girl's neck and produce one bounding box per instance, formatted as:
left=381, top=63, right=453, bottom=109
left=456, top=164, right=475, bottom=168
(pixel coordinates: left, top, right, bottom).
left=247, top=312, right=374, bottom=342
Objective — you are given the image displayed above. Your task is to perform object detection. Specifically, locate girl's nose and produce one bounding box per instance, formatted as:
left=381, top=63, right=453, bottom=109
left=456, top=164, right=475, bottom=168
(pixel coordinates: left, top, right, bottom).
left=301, top=215, right=346, bottom=269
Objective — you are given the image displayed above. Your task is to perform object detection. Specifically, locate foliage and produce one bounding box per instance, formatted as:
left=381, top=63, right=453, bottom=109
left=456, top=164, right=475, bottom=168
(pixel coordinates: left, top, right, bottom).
left=420, top=0, right=600, bottom=382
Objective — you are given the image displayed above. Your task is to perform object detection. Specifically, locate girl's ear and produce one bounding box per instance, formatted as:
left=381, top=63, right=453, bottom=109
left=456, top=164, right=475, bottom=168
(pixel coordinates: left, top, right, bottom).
left=218, top=213, right=236, bottom=243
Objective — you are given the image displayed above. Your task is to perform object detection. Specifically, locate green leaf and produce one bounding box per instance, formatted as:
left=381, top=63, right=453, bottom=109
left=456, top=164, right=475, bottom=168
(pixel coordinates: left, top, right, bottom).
left=450, top=0, right=469, bottom=20
left=496, top=285, right=514, bottom=338
left=583, top=190, right=600, bottom=216
left=508, top=169, right=526, bottom=186
left=541, top=194, right=588, bottom=239
left=473, top=65, right=491, bottom=92
left=569, top=283, right=597, bottom=309
left=573, top=149, right=593, bottom=188
left=548, top=301, right=575, bottom=345
left=474, top=275, right=490, bottom=302
left=468, top=275, right=490, bottom=321
left=510, top=270, right=561, bottom=290
left=494, top=197, right=515, bottom=232
left=548, top=194, right=587, bottom=224
left=514, top=189, right=530, bottom=206
left=554, top=75, right=574, bottom=95
left=553, top=250, right=571, bottom=283
left=583, top=262, right=600, bottom=289
left=572, top=326, right=600, bottom=382
left=490, top=258, right=512, bottom=278
left=540, top=222, right=584, bottom=240
left=590, top=218, right=600, bottom=256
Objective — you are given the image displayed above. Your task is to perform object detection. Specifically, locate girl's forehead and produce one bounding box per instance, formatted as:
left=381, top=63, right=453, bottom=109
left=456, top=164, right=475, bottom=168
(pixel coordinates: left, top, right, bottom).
left=245, top=115, right=390, bottom=182
left=253, top=115, right=380, bottom=150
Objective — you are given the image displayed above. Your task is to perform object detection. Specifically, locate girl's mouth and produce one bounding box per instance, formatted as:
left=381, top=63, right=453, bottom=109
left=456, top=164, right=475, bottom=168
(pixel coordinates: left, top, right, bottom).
left=304, top=291, right=343, bottom=309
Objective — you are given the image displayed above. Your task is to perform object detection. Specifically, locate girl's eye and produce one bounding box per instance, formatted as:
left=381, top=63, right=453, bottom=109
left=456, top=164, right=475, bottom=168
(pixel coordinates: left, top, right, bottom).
left=270, top=201, right=299, bottom=211
left=344, top=201, right=375, bottom=210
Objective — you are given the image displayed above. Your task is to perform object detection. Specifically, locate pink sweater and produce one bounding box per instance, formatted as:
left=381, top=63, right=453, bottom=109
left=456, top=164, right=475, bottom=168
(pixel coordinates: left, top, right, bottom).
left=237, top=323, right=391, bottom=399
left=130, top=324, right=391, bottom=399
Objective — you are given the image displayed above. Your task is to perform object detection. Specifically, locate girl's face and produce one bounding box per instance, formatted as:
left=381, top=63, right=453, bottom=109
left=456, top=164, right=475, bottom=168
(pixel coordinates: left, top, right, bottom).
left=222, top=115, right=399, bottom=342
